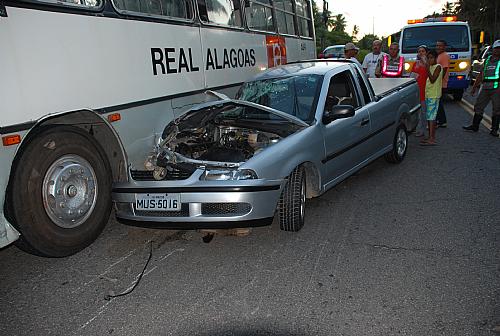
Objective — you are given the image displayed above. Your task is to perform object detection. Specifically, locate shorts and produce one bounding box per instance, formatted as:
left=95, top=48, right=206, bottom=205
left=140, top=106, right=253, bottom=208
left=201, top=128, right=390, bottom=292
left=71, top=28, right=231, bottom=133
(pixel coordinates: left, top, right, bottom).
left=425, top=98, right=439, bottom=121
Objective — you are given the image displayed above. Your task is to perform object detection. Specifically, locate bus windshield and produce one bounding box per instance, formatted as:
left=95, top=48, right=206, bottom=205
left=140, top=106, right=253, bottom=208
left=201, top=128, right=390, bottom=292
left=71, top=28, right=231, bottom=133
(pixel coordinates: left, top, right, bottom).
left=402, top=25, right=469, bottom=53
left=236, top=75, right=322, bottom=123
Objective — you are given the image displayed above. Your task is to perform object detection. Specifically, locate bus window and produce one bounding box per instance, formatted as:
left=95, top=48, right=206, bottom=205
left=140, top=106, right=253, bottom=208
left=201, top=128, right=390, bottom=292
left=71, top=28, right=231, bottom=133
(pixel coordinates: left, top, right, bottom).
left=25, top=0, right=102, bottom=9
left=295, top=0, right=312, bottom=37
left=197, top=0, right=243, bottom=27
left=274, top=0, right=296, bottom=35
left=245, top=0, right=276, bottom=32
left=112, top=0, right=193, bottom=20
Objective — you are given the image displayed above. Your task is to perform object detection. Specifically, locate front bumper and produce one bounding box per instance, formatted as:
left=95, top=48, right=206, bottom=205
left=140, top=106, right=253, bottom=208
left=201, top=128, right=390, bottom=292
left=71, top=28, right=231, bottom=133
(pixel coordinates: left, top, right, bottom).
left=112, top=169, right=284, bottom=228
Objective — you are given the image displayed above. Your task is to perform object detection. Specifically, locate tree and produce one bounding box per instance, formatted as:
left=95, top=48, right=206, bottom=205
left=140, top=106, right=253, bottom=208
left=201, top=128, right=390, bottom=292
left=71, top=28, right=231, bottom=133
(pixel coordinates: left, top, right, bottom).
left=358, top=34, right=381, bottom=50
left=332, top=14, right=347, bottom=32
left=352, top=25, right=360, bottom=41
left=454, top=0, right=498, bottom=43
left=312, top=2, right=354, bottom=53
left=441, top=1, right=456, bottom=15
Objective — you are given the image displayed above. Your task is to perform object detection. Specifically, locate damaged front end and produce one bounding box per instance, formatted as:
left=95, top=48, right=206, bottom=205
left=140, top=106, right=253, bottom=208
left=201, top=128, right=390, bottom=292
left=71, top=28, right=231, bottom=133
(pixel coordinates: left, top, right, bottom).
left=143, top=100, right=307, bottom=181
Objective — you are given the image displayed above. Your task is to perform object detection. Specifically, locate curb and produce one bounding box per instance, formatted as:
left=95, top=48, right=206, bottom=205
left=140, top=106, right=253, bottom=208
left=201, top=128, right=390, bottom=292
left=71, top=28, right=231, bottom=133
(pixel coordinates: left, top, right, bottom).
left=459, top=98, right=492, bottom=128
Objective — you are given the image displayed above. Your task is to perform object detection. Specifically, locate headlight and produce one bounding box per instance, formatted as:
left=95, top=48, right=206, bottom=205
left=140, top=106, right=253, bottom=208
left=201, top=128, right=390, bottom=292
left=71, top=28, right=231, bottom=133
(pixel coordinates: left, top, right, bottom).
left=458, top=61, right=468, bottom=70
left=202, top=169, right=258, bottom=181
left=404, top=62, right=411, bottom=71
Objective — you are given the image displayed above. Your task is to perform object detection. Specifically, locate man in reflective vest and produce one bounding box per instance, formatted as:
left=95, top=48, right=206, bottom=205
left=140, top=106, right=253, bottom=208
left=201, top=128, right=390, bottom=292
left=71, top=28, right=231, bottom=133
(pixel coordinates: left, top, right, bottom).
left=375, top=42, right=405, bottom=78
left=463, top=39, right=500, bottom=137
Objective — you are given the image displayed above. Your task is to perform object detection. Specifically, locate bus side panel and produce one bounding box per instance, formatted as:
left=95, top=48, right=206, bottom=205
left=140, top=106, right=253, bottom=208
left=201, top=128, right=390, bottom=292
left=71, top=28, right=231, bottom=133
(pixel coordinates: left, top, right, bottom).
left=200, top=28, right=267, bottom=90
left=0, top=142, right=23, bottom=248
left=284, top=37, right=316, bottom=61
left=1, top=7, right=205, bottom=128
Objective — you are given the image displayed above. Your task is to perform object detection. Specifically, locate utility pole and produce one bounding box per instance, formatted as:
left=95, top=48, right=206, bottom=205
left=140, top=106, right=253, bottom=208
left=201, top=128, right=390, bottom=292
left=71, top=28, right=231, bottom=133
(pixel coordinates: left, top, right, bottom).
left=323, top=0, right=329, bottom=29
left=495, top=0, right=498, bottom=41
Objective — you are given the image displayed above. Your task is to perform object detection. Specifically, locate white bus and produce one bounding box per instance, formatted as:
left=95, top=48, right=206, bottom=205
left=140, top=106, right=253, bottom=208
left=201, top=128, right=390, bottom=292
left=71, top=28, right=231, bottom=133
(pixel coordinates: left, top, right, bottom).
left=0, top=0, right=316, bottom=256
left=399, top=17, right=472, bottom=100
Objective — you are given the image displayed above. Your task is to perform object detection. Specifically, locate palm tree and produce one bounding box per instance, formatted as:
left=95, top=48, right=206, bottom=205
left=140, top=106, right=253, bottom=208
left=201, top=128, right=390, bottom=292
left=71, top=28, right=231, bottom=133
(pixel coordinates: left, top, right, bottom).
left=352, top=25, right=359, bottom=41
left=441, top=1, right=456, bottom=15
left=332, top=14, right=347, bottom=32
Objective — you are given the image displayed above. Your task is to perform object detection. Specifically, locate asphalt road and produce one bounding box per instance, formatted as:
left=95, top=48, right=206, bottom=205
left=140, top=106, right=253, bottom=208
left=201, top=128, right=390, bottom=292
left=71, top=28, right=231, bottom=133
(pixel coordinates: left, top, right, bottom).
left=1, top=101, right=499, bottom=336
left=462, top=86, right=494, bottom=120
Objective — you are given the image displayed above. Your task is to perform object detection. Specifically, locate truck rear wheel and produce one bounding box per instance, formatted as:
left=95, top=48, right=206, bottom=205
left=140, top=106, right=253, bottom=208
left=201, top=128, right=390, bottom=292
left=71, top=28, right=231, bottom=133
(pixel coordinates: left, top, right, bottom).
left=278, top=166, right=306, bottom=232
left=384, top=124, right=408, bottom=164
left=8, top=126, right=111, bottom=257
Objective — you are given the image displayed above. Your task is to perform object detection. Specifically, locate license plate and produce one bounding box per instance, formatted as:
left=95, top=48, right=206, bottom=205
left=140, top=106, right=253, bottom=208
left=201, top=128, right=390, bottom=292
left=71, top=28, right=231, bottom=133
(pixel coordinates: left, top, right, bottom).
left=135, top=193, right=181, bottom=211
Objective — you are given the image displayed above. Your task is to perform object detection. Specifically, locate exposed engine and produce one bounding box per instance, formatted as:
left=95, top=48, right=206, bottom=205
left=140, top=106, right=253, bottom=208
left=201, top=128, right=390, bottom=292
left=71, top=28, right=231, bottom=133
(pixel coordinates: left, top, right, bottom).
left=165, top=125, right=280, bottom=163
left=143, top=101, right=304, bottom=180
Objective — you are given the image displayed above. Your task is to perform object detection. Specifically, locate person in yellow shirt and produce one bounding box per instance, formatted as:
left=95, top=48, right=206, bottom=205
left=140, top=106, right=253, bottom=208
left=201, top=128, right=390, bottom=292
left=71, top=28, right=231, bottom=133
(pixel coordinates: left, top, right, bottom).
left=421, top=50, right=443, bottom=146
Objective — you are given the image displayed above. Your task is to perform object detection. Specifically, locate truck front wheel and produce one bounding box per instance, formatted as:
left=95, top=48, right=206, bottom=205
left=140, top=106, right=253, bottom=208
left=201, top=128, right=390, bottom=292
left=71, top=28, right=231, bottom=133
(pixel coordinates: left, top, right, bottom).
left=278, top=166, right=306, bottom=232
left=8, top=126, right=111, bottom=257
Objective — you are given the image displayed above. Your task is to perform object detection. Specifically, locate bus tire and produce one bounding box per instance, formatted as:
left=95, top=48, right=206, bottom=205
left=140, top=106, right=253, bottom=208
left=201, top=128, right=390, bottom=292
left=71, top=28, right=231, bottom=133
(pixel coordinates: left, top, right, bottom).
left=8, top=126, right=111, bottom=257
left=384, top=123, right=407, bottom=164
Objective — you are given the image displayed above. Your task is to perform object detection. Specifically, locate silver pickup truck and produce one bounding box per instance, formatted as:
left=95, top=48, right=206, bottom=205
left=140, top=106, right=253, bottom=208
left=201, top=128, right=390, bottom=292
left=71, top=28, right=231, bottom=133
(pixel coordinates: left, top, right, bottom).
left=113, top=60, right=420, bottom=231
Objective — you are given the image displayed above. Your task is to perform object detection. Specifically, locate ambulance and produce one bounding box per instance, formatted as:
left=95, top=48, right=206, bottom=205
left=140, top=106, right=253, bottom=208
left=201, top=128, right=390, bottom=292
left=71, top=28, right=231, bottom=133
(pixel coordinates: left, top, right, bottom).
left=399, top=17, right=472, bottom=100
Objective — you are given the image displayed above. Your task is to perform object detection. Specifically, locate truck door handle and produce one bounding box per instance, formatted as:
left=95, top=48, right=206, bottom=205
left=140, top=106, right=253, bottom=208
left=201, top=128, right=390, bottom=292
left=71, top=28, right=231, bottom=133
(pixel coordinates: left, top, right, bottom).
left=360, top=118, right=369, bottom=126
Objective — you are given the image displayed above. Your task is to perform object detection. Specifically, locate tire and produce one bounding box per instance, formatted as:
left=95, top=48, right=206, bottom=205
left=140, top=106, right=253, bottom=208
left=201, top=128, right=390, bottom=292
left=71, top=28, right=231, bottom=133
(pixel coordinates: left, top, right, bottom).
left=7, top=126, right=111, bottom=257
left=384, top=123, right=408, bottom=164
left=278, top=166, right=306, bottom=232
left=453, top=90, right=464, bottom=101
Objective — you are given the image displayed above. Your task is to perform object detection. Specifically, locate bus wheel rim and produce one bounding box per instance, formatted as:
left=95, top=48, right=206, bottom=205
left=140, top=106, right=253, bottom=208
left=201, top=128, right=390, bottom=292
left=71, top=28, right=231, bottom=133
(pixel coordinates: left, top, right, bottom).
left=42, top=154, right=98, bottom=229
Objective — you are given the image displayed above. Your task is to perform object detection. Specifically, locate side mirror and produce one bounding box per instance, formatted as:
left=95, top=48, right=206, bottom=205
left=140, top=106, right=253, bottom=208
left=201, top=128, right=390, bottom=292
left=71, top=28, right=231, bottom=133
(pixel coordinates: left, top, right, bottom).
left=322, top=105, right=355, bottom=124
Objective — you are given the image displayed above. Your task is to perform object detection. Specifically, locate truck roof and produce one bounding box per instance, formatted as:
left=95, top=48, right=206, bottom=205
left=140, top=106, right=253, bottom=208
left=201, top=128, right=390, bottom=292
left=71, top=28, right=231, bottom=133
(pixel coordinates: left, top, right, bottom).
left=401, top=21, right=469, bottom=30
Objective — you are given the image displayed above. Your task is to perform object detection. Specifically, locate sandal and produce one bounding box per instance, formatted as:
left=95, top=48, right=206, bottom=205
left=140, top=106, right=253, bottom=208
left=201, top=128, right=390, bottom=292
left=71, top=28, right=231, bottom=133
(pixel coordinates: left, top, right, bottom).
left=419, top=141, right=437, bottom=146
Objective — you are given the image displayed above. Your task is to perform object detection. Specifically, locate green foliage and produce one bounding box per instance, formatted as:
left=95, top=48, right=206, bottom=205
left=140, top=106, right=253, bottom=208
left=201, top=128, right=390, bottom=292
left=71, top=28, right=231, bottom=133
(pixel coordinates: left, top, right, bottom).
left=358, top=34, right=381, bottom=50
left=454, top=0, right=499, bottom=44
left=312, top=1, right=356, bottom=54
left=357, top=49, right=370, bottom=63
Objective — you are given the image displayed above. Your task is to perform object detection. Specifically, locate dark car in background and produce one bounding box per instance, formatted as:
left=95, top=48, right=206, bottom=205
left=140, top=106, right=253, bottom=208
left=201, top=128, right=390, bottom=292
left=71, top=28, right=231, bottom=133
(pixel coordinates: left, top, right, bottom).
left=471, top=45, right=491, bottom=83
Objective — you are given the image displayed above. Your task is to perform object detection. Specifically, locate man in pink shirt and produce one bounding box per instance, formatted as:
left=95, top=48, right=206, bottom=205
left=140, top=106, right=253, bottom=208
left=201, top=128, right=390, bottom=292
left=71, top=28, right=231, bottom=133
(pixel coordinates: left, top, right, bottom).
left=436, top=40, right=450, bottom=127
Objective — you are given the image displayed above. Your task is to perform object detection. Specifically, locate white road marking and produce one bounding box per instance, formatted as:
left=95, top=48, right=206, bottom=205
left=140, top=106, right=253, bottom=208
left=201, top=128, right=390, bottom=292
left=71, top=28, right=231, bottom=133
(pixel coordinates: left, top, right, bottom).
left=76, top=247, right=185, bottom=332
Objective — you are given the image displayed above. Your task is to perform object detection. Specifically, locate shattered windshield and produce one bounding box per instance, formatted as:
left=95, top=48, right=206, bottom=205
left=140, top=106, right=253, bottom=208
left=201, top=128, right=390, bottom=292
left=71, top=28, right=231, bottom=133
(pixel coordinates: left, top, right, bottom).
left=236, top=74, right=323, bottom=123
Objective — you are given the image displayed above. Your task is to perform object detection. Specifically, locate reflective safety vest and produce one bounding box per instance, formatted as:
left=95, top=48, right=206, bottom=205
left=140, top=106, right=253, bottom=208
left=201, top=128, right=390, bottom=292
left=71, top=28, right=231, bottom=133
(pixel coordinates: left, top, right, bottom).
left=483, top=55, right=500, bottom=89
left=381, top=55, right=404, bottom=77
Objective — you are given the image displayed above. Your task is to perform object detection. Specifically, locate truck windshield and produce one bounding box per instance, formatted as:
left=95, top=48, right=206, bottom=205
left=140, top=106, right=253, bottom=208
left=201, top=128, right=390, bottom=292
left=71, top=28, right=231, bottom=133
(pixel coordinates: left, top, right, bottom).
left=402, top=25, right=469, bottom=53
left=236, top=74, right=322, bottom=123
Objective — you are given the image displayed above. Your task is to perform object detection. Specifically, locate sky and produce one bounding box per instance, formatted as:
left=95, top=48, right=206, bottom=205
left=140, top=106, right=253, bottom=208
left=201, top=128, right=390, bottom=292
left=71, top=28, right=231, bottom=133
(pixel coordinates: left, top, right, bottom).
left=317, top=0, right=452, bottom=38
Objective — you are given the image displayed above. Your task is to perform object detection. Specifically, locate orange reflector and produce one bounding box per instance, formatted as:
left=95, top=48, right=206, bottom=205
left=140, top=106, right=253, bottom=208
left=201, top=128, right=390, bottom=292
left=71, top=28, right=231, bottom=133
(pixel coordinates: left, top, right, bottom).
left=107, top=113, right=121, bottom=122
left=457, top=76, right=464, bottom=80
left=2, top=134, right=21, bottom=146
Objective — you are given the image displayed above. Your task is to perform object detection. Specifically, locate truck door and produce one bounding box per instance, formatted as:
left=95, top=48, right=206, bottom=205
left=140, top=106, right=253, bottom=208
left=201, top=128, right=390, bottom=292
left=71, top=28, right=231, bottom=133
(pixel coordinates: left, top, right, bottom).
left=320, top=70, right=372, bottom=187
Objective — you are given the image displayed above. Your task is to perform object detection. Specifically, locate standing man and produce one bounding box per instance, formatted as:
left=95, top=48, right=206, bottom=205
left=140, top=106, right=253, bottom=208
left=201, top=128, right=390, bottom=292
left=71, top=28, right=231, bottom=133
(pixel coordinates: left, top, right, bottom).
left=463, top=40, right=500, bottom=137
left=344, top=42, right=362, bottom=67
left=375, top=42, right=405, bottom=78
left=362, top=40, right=385, bottom=78
left=435, top=40, right=450, bottom=127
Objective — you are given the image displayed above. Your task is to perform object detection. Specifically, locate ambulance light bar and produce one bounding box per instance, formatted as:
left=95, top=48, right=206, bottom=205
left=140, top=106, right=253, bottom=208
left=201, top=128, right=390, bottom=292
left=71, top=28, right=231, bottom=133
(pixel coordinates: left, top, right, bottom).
left=407, top=16, right=457, bottom=24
